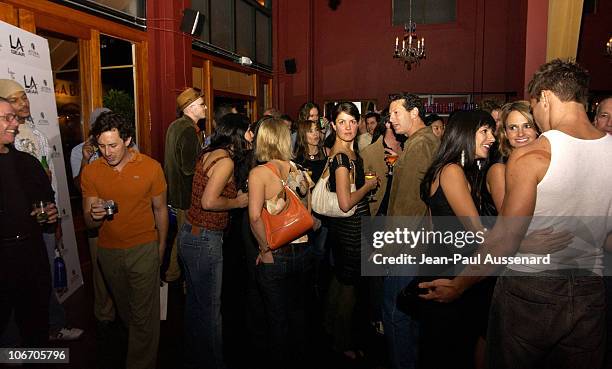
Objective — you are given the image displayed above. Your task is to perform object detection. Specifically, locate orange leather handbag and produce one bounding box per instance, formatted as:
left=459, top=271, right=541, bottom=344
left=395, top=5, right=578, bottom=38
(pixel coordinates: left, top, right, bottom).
left=260, top=162, right=314, bottom=249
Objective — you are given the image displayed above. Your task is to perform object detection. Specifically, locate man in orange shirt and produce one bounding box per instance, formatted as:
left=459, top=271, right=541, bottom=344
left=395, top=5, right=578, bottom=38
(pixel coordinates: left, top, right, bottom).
left=81, top=112, right=168, bottom=369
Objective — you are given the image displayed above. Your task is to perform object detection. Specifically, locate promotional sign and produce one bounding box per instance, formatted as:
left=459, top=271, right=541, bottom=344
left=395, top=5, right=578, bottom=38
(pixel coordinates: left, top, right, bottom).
left=0, top=21, right=83, bottom=301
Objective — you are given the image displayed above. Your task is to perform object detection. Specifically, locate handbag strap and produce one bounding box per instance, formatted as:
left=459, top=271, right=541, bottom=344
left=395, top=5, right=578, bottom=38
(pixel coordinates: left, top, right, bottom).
left=324, top=154, right=356, bottom=184
left=263, top=162, right=289, bottom=186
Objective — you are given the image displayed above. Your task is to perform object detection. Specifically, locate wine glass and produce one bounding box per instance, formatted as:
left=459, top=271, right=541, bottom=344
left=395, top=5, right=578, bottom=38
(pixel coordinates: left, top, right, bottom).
left=32, top=201, right=49, bottom=223
left=385, top=154, right=399, bottom=176
left=364, top=169, right=377, bottom=202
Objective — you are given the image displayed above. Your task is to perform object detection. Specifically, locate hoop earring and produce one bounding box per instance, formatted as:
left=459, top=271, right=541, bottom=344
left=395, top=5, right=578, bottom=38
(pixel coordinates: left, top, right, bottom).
left=460, top=150, right=466, bottom=167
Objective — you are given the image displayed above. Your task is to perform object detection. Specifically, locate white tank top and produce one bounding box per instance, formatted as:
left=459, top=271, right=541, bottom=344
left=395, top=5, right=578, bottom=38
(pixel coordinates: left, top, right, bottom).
left=509, top=130, right=612, bottom=274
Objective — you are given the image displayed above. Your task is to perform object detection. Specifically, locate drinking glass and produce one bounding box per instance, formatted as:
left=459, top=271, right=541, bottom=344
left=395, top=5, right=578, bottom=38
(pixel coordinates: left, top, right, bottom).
left=364, top=170, right=377, bottom=202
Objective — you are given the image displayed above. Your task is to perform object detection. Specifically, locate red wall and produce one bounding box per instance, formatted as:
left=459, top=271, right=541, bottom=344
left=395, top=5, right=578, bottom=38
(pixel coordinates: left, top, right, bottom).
left=275, top=0, right=531, bottom=118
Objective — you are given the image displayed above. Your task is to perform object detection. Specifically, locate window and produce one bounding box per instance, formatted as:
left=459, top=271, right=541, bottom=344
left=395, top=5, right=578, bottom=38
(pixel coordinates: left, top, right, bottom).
left=392, top=0, right=456, bottom=25
left=192, top=0, right=272, bottom=68
left=100, top=35, right=137, bottom=138
left=56, top=0, right=146, bottom=27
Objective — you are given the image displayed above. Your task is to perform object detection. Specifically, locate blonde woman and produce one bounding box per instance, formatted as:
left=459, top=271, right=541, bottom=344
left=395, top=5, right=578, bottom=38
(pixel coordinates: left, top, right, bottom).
left=248, top=117, right=316, bottom=369
left=487, top=101, right=539, bottom=211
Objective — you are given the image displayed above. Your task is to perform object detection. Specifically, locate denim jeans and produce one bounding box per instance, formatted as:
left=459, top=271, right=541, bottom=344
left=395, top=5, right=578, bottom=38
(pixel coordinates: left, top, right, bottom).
left=487, top=271, right=605, bottom=369
left=255, top=243, right=314, bottom=369
left=179, top=222, right=225, bottom=369
left=382, top=276, right=419, bottom=369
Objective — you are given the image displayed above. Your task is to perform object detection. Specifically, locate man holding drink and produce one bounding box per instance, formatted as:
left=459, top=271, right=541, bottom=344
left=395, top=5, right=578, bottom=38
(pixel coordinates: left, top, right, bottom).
left=81, top=111, right=168, bottom=369
left=0, top=97, right=58, bottom=346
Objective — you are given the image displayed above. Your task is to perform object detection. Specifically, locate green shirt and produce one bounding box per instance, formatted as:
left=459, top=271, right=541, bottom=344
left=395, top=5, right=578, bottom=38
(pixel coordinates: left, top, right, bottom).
left=164, top=115, right=201, bottom=209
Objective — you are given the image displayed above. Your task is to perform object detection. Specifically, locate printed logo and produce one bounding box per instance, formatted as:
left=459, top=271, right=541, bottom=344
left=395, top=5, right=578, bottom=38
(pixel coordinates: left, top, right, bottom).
left=28, top=42, right=40, bottom=58
left=7, top=67, right=16, bottom=80
left=37, top=114, right=49, bottom=126
left=41, top=112, right=45, bottom=119
left=23, top=75, right=38, bottom=94
left=9, top=35, right=25, bottom=57
left=0, top=41, right=3, bottom=52
left=40, top=79, right=52, bottom=93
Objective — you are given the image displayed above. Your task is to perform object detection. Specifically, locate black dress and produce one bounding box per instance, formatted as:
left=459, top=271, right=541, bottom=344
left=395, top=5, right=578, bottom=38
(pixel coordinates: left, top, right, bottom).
left=417, top=183, right=495, bottom=369
left=294, top=148, right=327, bottom=183
left=326, top=153, right=370, bottom=285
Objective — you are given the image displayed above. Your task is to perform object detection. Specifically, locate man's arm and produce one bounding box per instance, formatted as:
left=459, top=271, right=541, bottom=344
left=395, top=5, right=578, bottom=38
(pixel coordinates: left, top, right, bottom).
left=152, top=191, right=169, bottom=260
left=178, top=127, right=200, bottom=177
left=390, top=139, right=436, bottom=216
left=420, top=146, right=544, bottom=301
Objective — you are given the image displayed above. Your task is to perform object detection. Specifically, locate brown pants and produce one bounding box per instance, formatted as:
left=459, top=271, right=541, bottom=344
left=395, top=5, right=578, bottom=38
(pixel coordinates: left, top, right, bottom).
left=98, top=241, right=160, bottom=369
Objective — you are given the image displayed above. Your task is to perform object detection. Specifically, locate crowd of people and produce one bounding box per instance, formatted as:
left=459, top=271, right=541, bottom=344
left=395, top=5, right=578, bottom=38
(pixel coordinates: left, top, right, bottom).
left=1, top=59, right=611, bottom=369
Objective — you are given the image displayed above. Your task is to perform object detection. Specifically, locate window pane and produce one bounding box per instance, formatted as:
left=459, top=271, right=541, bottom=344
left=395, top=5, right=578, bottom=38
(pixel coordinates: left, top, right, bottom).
left=81, top=0, right=145, bottom=18
left=210, top=0, right=234, bottom=51
left=256, top=11, right=271, bottom=66
left=100, top=34, right=133, bottom=67
left=101, top=68, right=136, bottom=127
left=393, top=0, right=456, bottom=25
left=236, top=0, right=254, bottom=58
left=100, top=35, right=136, bottom=135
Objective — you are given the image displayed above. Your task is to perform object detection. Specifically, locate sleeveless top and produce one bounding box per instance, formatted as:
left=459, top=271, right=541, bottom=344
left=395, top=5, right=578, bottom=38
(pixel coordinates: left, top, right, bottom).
left=510, top=130, right=612, bottom=274
left=294, top=147, right=327, bottom=183
left=328, top=153, right=365, bottom=191
left=187, top=154, right=238, bottom=230
left=263, top=161, right=313, bottom=243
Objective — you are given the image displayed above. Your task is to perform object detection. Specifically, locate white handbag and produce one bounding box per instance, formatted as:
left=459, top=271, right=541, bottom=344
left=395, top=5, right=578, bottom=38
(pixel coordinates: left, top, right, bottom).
left=311, top=159, right=357, bottom=217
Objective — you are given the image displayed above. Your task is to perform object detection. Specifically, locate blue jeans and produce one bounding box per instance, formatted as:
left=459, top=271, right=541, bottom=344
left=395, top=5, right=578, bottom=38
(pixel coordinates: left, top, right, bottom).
left=179, top=222, right=225, bottom=369
left=255, top=243, right=314, bottom=369
left=487, top=271, right=605, bottom=369
left=382, top=276, right=419, bottom=369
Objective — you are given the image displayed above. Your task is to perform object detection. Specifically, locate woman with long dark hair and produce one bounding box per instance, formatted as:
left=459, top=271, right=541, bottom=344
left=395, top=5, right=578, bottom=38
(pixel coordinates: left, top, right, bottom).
left=293, top=119, right=328, bottom=182
left=179, top=113, right=249, bottom=369
left=418, top=110, right=496, bottom=369
left=324, top=102, right=378, bottom=361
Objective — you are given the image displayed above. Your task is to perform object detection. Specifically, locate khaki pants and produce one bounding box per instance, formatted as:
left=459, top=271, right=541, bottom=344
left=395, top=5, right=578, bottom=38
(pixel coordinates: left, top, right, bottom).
left=88, top=236, right=115, bottom=322
left=98, top=241, right=160, bottom=369
left=165, top=208, right=185, bottom=281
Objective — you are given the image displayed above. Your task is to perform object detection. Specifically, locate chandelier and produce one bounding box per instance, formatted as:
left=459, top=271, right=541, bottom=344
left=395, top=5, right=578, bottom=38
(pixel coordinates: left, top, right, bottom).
left=606, top=36, right=612, bottom=59
left=393, top=0, right=426, bottom=70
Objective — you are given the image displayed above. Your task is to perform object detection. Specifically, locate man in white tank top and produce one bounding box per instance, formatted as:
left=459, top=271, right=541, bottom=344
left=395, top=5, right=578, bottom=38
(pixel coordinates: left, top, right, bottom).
left=419, top=59, right=612, bottom=369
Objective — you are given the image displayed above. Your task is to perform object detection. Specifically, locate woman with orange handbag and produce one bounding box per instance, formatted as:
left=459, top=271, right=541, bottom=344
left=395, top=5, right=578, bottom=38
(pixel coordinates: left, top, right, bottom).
left=248, top=116, right=318, bottom=369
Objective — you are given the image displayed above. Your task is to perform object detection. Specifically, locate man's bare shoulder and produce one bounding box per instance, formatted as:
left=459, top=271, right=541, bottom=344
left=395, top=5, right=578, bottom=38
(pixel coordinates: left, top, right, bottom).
left=507, top=135, right=551, bottom=181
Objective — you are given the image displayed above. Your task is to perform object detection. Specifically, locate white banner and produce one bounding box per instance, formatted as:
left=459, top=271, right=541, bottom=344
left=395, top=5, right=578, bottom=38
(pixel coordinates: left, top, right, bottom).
left=0, top=21, right=83, bottom=301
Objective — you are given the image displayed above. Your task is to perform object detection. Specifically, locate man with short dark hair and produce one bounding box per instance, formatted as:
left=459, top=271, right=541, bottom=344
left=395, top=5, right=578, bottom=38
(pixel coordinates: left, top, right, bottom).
left=164, top=88, right=206, bottom=282
left=0, top=97, right=58, bottom=346
left=382, top=93, right=439, bottom=369
left=81, top=112, right=168, bottom=369
left=422, top=59, right=612, bottom=369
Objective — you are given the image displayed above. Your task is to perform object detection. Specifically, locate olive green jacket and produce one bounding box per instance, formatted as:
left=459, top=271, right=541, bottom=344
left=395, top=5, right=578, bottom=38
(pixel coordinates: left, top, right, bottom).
left=164, top=115, right=201, bottom=209
left=388, top=125, right=440, bottom=217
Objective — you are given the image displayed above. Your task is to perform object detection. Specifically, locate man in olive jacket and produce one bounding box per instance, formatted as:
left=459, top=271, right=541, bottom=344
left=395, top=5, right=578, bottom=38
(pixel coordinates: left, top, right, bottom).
left=382, top=93, right=440, bottom=369
left=163, top=87, right=206, bottom=281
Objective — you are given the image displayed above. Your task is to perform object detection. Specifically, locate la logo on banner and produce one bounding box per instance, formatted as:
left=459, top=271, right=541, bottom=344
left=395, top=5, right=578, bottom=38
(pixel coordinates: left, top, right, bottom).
left=9, top=35, right=25, bottom=57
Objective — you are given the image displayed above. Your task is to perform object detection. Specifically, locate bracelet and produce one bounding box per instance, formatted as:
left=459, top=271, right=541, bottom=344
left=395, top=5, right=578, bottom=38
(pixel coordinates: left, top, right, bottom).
left=259, top=246, right=271, bottom=254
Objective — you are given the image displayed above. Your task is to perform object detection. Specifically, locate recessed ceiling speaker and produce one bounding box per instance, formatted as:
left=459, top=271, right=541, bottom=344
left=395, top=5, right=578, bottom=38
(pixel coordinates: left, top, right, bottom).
left=180, top=8, right=204, bottom=36
left=284, top=58, right=297, bottom=74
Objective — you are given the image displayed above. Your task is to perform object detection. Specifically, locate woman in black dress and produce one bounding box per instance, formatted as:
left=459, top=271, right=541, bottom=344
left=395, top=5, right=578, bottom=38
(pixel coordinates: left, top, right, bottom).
left=323, top=102, right=379, bottom=360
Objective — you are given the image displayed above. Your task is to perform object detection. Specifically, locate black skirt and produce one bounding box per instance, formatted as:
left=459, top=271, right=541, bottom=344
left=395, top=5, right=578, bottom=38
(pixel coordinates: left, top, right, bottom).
left=326, top=200, right=370, bottom=285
